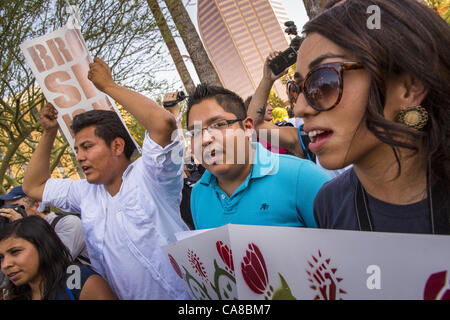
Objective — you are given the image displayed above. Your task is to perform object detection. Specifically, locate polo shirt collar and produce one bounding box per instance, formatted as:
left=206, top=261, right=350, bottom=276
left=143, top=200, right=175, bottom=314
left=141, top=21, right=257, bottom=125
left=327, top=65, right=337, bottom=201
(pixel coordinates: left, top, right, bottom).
left=250, top=142, right=279, bottom=178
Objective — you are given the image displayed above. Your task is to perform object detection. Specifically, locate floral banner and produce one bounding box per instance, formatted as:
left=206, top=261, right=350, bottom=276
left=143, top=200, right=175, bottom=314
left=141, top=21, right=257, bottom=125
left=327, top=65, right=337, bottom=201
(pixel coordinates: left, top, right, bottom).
left=163, top=224, right=450, bottom=300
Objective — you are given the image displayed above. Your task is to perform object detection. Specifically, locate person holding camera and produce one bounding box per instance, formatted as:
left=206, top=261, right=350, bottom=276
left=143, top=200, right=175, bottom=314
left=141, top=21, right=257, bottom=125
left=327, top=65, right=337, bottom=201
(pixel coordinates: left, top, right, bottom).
left=0, top=186, right=32, bottom=294
left=0, top=185, right=90, bottom=266
left=0, top=186, right=36, bottom=223
left=247, top=51, right=306, bottom=158
left=162, top=90, right=186, bottom=124
left=163, top=91, right=196, bottom=229
left=162, top=90, right=206, bottom=230
left=0, top=185, right=91, bottom=297
left=248, top=50, right=353, bottom=178
left=247, top=16, right=352, bottom=177
left=0, top=216, right=116, bottom=300
left=22, top=57, right=189, bottom=300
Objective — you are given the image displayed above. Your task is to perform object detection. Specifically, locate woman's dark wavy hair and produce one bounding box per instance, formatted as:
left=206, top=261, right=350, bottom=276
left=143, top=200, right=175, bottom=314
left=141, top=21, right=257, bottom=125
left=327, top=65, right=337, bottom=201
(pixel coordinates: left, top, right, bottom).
left=304, top=0, right=450, bottom=192
left=71, top=110, right=136, bottom=159
left=0, top=216, right=72, bottom=300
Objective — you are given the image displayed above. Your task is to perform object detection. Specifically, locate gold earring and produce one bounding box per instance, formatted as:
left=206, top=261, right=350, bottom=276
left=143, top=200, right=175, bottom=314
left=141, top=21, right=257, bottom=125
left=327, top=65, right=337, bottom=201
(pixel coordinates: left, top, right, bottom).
left=397, top=105, right=428, bottom=130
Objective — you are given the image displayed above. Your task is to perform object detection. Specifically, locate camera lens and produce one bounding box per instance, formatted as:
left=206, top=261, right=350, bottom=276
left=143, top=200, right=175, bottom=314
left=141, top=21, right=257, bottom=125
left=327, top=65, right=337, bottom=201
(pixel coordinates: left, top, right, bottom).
left=186, top=163, right=196, bottom=173
left=177, top=91, right=186, bottom=100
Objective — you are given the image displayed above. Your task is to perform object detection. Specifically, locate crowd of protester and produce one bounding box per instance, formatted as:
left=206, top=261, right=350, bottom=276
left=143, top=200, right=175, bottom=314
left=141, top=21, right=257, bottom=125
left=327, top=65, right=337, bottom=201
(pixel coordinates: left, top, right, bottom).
left=0, top=0, right=449, bottom=299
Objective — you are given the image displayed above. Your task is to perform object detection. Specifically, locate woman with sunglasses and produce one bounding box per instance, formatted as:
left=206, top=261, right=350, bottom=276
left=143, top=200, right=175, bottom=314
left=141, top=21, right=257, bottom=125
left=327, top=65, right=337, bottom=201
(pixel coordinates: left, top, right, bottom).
left=295, top=0, right=449, bottom=234
left=248, top=52, right=353, bottom=179
left=0, top=216, right=116, bottom=299
left=249, top=0, right=449, bottom=234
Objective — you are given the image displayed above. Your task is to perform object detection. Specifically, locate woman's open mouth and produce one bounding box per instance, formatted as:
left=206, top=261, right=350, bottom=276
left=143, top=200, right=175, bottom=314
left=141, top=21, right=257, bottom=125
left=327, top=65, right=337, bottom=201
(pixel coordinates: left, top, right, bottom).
left=8, top=271, right=22, bottom=281
left=307, top=129, right=333, bottom=153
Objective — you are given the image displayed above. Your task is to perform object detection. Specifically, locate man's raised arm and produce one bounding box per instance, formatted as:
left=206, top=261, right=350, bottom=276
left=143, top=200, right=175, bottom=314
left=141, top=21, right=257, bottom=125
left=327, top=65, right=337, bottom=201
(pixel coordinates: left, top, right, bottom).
left=23, top=103, right=59, bottom=201
left=247, top=52, right=285, bottom=130
left=247, top=52, right=303, bottom=157
left=88, top=57, right=177, bottom=147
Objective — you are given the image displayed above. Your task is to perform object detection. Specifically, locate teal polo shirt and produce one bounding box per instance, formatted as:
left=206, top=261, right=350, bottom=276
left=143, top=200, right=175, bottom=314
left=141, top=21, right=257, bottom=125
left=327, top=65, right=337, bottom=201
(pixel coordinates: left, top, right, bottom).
left=191, top=142, right=331, bottom=229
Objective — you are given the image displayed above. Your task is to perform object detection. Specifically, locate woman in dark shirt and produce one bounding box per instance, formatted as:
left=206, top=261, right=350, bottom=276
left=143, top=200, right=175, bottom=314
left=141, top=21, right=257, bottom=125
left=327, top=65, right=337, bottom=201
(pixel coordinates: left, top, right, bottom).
left=291, top=0, right=449, bottom=234
left=0, top=216, right=116, bottom=300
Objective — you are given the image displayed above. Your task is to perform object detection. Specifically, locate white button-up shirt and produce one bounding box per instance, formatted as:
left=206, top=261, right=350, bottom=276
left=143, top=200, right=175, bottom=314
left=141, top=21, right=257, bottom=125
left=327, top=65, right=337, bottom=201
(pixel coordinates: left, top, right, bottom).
left=41, top=132, right=189, bottom=299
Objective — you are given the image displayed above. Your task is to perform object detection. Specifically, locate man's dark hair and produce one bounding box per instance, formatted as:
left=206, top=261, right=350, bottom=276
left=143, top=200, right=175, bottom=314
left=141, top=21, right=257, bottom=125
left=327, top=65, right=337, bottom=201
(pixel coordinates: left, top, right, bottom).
left=186, top=84, right=247, bottom=126
left=70, top=110, right=135, bottom=159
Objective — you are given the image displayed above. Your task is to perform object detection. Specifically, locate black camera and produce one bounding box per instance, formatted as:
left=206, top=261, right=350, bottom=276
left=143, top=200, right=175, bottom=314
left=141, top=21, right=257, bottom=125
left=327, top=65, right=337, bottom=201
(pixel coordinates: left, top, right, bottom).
left=0, top=204, right=27, bottom=226
left=274, top=120, right=294, bottom=127
left=163, top=91, right=187, bottom=108
left=269, top=21, right=303, bottom=75
left=184, top=156, right=205, bottom=176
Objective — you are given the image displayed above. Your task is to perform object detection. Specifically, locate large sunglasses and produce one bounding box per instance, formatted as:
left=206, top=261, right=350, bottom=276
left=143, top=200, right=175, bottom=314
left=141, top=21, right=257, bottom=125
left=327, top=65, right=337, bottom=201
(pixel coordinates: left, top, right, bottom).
left=286, top=62, right=364, bottom=112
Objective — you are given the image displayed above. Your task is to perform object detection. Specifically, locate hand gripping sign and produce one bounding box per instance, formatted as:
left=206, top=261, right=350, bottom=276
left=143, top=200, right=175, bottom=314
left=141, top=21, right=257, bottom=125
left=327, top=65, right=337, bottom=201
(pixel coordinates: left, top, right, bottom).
left=19, top=6, right=140, bottom=155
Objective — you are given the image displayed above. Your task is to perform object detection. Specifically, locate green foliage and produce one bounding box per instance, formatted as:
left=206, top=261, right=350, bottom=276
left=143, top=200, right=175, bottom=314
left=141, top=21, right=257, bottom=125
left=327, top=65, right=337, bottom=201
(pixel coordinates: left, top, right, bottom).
left=178, top=100, right=188, bottom=130
left=268, top=90, right=286, bottom=109
left=424, top=0, right=450, bottom=24
left=0, top=0, right=175, bottom=192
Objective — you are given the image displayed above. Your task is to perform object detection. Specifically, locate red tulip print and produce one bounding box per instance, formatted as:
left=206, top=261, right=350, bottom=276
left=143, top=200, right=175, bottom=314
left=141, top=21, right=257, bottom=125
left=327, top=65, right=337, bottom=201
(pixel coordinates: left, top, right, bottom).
left=424, top=270, right=450, bottom=300
left=216, top=241, right=234, bottom=274
left=241, top=243, right=269, bottom=295
left=168, top=254, right=183, bottom=279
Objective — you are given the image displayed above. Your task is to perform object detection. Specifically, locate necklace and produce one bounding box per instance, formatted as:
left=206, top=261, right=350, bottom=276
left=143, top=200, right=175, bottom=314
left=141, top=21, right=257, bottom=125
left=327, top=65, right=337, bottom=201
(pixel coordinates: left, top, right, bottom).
left=354, top=167, right=437, bottom=234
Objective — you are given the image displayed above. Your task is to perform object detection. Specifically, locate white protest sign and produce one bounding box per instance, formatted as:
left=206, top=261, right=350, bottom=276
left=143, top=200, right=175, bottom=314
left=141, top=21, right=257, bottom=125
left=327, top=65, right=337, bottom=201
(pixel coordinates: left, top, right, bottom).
left=163, top=224, right=450, bottom=300
left=20, top=15, right=140, bottom=154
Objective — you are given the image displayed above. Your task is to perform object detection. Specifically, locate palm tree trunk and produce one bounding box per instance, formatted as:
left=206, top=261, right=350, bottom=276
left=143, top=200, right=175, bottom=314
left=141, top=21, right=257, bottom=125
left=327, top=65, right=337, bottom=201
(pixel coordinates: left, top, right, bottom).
left=163, top=0, right=222, bottom=87
left=147, top=0, right=196, bottom=93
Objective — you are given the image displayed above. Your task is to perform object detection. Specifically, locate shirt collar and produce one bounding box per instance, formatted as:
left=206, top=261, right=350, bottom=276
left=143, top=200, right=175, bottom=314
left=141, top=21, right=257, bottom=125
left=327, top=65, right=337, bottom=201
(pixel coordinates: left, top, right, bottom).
left=122, top=160, right=135, bottom=179
left=250, top=142, right=279, bottom=178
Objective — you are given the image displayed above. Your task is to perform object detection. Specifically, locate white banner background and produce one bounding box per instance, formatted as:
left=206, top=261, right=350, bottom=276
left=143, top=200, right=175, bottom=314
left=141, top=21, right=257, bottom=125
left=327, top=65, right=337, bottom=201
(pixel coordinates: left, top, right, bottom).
left=164, top=224, right=450, bottom=300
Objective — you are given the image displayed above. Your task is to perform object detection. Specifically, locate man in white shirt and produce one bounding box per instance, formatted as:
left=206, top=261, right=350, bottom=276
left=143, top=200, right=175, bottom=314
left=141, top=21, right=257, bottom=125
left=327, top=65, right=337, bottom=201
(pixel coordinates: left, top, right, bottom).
left=23, top=57, right=189, bottom=300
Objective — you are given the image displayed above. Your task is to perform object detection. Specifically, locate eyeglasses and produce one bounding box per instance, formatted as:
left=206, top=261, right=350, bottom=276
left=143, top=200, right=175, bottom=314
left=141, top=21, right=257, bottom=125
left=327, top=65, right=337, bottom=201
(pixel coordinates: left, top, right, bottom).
left=185, top=119, right=244, bottom=139
left=286, top=62, right=364, bottom=112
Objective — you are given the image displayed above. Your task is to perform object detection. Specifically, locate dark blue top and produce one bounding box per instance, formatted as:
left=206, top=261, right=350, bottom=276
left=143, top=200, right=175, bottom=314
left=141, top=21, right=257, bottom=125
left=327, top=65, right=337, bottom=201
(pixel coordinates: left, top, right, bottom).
left=55, top=264, right=98, bottom=300
left=313, top=168, right=432, bottom=234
